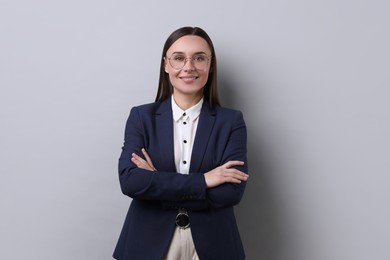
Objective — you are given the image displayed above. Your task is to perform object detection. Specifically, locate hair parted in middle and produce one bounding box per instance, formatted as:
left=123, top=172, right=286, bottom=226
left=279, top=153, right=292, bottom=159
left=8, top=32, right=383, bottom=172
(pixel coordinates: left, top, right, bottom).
left=155, top=26, right=220, bottom=106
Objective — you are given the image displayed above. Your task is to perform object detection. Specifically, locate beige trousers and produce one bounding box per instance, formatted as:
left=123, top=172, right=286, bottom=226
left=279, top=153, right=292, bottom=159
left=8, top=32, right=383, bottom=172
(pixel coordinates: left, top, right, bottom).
left=163, top=227, right=199, bottom=260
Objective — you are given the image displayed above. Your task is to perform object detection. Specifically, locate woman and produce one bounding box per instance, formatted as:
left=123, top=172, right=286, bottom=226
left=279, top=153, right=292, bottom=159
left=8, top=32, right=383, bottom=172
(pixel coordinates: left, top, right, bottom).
left=113, top=26, right=249, bottom=260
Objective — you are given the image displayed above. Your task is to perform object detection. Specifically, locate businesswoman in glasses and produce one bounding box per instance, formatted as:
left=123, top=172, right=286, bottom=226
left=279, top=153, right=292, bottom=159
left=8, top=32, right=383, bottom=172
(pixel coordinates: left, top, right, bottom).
left=113, top=26, right=249, bottom=260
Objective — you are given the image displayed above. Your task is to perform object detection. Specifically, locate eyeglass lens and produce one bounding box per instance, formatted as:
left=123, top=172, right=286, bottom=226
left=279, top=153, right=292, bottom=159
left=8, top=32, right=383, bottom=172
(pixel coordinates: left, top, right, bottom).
left=168, top=54, right=209, bottom=70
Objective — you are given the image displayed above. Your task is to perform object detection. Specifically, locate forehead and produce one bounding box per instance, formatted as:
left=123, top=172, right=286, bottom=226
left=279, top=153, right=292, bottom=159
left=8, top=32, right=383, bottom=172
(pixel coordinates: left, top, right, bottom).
left=167, top=35, right=211, bottom=55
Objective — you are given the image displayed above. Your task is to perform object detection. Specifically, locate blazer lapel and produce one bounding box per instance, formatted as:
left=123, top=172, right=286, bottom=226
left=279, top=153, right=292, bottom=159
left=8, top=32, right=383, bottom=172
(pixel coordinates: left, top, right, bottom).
left=155, top=98, right=176, bottom=171
left=190, top=101, right=216, bottom=173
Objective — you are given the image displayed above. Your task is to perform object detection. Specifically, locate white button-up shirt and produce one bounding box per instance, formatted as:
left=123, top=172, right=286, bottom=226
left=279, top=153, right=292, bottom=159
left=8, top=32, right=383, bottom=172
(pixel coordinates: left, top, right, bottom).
left=171, top=96, right=203, bottom=175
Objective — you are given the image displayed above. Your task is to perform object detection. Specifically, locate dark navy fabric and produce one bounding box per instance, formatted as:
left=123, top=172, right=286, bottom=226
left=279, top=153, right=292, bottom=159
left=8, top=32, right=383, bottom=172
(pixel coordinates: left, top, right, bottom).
left=113, top=98, right=248, bottom=260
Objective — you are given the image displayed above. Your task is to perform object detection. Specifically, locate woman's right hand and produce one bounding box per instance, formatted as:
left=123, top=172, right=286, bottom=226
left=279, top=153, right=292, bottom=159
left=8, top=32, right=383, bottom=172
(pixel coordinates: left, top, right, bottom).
left=131, top=148, right=157, bottom=171
left=204, top=161, right=249, bottom=189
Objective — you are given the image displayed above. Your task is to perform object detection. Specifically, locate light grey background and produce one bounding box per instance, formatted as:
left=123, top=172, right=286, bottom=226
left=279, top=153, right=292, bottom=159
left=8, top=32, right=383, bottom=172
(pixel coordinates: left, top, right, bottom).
left=1, top=0, right=389, bottom=259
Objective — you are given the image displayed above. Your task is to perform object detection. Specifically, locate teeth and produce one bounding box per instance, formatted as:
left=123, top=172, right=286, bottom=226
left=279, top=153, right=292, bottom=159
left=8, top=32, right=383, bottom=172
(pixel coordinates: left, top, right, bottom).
left=181, top=77, right=196, bottom=81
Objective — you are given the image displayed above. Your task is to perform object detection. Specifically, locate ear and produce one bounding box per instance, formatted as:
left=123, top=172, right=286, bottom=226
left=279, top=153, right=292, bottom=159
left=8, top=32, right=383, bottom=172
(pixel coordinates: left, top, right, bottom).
left=163, top=58, right=169, bottom=73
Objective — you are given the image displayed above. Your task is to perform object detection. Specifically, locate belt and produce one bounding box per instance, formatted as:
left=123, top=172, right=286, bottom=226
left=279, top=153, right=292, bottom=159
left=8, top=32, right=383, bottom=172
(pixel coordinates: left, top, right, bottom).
left=175, top=208, right=190, bottom=229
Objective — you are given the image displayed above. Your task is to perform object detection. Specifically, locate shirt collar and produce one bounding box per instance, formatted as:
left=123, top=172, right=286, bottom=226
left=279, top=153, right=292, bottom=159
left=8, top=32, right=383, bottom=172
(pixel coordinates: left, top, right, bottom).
left=171, top=96, right=204, bottom=122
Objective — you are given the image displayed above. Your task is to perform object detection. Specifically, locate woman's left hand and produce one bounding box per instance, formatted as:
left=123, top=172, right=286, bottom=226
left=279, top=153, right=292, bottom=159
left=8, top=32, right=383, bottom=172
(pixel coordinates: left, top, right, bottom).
left=131, top=148, right=157, bottom=171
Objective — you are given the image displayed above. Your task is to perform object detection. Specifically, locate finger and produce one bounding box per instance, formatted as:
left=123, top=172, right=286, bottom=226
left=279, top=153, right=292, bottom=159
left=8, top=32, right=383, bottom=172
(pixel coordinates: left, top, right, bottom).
left=223, top=160, right=245, bottom=169
left=141, top=148, right=156, bottom=169
left=222, top=175, right=244, bottom=184
left=132, top=153, right=148, bottom=167
left=131, top=157, right=143, bottom=167
left=225, top=168, right=248, bottom=177
left=227, top=174, right=248, bottom=182
left=132, top=152, right=156, bottom=171
left=132, top=157, right=152, bottom=170
left=228, top=177, right=243, bottom=184
left=131, top=152, right=142, bottom=160
left=132, top=155, right=146, bottom=166
left=132, top=153, right=144, bottom=164
left=224, top=169, right=249, bottom=180
left=132, top=153, right=149, bottom=165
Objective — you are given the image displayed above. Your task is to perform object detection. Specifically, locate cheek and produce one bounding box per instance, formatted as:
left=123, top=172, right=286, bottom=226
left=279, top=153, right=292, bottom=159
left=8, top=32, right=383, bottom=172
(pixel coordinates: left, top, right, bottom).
left=201, top=71, right=210, bottom=81
left=168, top=74, right=175, bottom=83
left=167, top=70, right=178, bottom=79
left=168, top=72, right=180, bottom=86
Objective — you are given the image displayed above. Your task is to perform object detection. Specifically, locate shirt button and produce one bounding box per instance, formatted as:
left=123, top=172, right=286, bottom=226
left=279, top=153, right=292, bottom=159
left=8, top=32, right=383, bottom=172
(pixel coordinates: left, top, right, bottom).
left=183, top=122, right=187, bottom=125
left=183, top=160, right=187, bottom=164
left=183, top=140, right=187, bottom=144
left=183, top=112, right=186, bottom=116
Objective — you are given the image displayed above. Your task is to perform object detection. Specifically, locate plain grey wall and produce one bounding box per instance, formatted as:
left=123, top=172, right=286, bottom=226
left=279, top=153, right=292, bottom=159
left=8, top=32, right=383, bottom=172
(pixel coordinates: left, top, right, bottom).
left=1, top=0, right=389, bottom=259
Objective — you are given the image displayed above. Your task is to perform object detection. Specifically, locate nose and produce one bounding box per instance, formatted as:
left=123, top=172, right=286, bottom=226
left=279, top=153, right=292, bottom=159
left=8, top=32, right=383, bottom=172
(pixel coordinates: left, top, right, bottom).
left=183, top=58, right=195, bottom=71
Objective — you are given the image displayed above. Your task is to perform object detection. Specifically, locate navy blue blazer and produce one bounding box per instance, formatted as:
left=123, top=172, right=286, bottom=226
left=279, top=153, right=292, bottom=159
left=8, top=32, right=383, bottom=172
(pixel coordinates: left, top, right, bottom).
left=113, top=97, right=248, bottom=260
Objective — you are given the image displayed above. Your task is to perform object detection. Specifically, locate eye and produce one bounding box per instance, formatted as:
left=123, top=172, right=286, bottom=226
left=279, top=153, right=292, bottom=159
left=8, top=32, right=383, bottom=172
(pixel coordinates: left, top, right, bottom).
left=193, top=55, right=207, bottom=62
left=172, top=55, right=185, bottom=61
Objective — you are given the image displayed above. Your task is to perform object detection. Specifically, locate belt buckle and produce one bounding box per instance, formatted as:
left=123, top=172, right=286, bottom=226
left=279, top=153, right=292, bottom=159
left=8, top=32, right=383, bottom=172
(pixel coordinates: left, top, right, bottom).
left=175, top=208, right=190, bottom=229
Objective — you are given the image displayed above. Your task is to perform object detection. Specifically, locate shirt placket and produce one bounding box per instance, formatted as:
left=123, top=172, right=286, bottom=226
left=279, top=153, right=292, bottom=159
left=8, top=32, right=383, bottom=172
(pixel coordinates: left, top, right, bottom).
left=180, top=113, right=190, bottom=174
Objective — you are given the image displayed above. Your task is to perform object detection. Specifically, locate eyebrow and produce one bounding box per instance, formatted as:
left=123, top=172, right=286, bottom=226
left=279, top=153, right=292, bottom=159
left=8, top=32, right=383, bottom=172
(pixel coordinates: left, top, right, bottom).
left=171, top=51, right=209, bottom=55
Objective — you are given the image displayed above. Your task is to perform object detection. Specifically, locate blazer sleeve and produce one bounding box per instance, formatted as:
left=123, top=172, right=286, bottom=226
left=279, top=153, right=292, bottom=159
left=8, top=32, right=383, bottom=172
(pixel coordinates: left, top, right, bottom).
left=204, top=110, right=248, bottom=208
left=118, top=106, right=207, bottom=202
left=164, top=110, right=248, bottom=210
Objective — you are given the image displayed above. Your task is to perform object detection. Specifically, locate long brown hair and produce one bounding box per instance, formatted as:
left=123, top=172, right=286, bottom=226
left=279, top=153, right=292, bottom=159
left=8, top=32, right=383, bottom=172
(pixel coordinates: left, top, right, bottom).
left=155, top=27, right=220, bottom=106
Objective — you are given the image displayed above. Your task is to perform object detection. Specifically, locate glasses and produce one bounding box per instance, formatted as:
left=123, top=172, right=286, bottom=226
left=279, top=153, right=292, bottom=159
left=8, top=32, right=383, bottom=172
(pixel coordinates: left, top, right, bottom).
left=166, top=54, right=211, bottom=70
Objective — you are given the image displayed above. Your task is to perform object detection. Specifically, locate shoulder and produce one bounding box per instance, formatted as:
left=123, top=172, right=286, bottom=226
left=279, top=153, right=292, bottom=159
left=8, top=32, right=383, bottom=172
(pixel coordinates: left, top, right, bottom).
left=129, top=100, right=168, bottom=115
left=214, top=105, right=241, bottom=114
left=206, top=104, right=246, bottom=129
left=131, top=102, right=159, bottom=112
left=213, top=105, right=244, bottom=120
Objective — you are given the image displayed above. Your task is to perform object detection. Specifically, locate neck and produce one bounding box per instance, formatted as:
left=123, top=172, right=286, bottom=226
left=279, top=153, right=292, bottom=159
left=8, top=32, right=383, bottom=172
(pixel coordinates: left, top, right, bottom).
left=173, top=92, right=203, bottom=110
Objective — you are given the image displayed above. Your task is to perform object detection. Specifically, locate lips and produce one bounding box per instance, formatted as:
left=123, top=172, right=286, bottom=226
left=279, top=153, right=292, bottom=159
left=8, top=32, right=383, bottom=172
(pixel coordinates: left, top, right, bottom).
left=179, top=76, right=199, bottom=82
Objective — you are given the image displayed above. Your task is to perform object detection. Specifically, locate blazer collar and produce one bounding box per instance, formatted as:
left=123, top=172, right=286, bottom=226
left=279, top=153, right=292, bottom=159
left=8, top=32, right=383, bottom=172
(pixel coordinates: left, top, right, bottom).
left=190, top=100, right=217, bottom=173
left=156, top=97, right=173, bottom=116
left=155, top=98, right=176, bottom=171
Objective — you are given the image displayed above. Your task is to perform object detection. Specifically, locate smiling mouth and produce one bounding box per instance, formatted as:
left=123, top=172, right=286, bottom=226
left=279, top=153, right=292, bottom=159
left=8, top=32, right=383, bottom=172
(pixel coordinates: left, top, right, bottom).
left=180, top=76, right=198, bottom=82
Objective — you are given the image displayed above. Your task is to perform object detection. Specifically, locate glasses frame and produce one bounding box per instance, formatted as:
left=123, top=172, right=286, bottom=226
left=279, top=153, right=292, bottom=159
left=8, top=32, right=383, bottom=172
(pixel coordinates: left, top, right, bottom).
left=165, top=54, right=212, bottom=70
